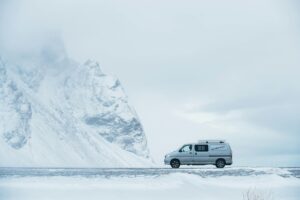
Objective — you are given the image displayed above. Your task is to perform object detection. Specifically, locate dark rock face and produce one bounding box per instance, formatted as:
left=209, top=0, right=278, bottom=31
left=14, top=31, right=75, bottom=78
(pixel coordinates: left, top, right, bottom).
left=65, top=61, right=149, bottom=158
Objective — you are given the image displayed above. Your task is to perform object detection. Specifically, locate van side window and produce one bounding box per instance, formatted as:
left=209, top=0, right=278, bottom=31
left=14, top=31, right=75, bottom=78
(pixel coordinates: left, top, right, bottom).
left=180, top=145, right=192, bottom=152
left=195, top=145, right=208, bottom=152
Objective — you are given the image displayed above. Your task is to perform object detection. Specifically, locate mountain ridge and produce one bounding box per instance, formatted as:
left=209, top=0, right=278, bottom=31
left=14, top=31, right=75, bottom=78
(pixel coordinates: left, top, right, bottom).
left=0, top=57, right=151, bottom=167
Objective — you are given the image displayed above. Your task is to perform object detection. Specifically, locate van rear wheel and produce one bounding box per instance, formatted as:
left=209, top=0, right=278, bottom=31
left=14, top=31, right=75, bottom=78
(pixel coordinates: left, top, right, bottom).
left=216, top=159, right=225, bottom=168
left=170, top=159, right=180, bottom=168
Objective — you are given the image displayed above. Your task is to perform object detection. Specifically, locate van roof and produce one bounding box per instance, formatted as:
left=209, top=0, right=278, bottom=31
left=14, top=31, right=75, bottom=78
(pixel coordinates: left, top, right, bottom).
left=182, top=141, right=229, bottom=146
left=198, top=140, right=226, bottom=144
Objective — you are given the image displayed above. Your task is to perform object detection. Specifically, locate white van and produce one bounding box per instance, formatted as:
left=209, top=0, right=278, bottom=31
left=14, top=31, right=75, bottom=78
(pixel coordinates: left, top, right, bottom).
left=164, top=140, right=233, bottom=168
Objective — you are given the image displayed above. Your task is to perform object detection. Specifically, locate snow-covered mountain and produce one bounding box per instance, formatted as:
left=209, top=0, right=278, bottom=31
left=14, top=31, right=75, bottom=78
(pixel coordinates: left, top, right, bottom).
left=0, top=48, right=151, bottom=167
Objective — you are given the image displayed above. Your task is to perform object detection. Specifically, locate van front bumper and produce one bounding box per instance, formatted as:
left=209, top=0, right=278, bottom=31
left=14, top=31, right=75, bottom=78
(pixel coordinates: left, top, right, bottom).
left=164, top=156, right=171, bottom=165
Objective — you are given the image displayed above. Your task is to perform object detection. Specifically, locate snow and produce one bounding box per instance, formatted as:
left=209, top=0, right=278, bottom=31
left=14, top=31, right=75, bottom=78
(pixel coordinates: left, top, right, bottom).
left=0, top=52, right=151, bottom=167
left=0, top=168, right=299, bottom=200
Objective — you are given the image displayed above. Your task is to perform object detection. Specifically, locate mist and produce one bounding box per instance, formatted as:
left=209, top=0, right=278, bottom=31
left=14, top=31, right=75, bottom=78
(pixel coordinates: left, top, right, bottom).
left=1, top=0, right=300, bottom=166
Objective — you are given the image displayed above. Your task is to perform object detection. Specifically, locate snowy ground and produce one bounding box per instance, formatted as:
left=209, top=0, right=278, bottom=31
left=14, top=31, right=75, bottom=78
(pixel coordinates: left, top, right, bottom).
left=0, top=167, right=299, bottom=200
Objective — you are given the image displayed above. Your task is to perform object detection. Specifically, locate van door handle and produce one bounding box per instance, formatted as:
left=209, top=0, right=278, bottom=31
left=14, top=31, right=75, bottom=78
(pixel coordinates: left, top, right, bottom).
left=195, top=153, right=197, bottom=155
left=189, top=152, right=192, bottom=154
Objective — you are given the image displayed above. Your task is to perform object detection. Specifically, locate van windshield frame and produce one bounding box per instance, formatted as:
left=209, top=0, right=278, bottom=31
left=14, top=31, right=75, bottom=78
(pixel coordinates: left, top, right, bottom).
left=179, top=144, right=192, bottom=152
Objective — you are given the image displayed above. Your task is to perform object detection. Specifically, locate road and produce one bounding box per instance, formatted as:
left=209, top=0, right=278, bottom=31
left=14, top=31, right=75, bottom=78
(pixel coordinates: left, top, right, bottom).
left=0, top=167, right=299, bottom=178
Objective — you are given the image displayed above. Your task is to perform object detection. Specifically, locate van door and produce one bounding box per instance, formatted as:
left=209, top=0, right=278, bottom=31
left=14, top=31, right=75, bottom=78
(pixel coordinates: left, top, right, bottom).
left=194, top=144, right=209, bottom=164
left=178, top=144, right=194, bottom=164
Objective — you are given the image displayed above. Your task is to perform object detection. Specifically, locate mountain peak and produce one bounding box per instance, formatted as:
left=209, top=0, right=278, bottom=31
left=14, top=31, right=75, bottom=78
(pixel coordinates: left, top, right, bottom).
left=0, top=56, right=151, bottom=167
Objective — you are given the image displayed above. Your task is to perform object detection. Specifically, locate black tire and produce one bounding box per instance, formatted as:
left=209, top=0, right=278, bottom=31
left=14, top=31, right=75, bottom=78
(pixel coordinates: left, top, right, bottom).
left=216, top=159, right=226, bottom=168
left=170, top=159, right=180, bottom=168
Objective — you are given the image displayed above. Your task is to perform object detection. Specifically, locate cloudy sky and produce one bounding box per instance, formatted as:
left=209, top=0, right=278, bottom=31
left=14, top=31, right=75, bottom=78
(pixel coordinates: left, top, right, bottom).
left=1, top=0, right=300, bottom=166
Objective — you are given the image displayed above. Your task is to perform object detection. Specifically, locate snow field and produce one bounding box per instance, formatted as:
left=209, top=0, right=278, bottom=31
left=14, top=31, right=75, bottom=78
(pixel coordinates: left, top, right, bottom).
left=0, top=172, right=299, bottom=200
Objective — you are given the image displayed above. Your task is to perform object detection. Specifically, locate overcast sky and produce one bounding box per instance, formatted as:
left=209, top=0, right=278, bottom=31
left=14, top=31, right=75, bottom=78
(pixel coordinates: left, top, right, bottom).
left=1, top=0, right=300, bottom=166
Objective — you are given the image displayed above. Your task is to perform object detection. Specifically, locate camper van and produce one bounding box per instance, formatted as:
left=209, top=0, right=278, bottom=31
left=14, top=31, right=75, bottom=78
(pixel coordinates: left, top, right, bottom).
left=164, top=140, right=233, bottom=168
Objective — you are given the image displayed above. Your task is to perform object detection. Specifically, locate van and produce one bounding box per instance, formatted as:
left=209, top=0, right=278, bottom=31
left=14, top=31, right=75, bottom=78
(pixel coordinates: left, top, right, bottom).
left=164, top=140, right=233, bottom=168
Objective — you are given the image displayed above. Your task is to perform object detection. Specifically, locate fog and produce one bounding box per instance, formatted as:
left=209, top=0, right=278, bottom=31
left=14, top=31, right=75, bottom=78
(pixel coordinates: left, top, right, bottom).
left=1, top=0, right=300, bottom=166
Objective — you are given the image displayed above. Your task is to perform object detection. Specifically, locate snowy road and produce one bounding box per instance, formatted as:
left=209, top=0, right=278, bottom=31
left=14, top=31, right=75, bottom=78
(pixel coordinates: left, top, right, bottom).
left=0, top=167, right=300, bottom=200
left=0, top=167, right=300, bottom=178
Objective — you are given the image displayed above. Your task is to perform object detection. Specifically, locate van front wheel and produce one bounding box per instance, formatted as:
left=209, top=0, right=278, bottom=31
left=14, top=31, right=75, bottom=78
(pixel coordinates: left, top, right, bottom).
left=170, top=159, right=180, bottom=168
left=216, top=159, right=225, bottom=168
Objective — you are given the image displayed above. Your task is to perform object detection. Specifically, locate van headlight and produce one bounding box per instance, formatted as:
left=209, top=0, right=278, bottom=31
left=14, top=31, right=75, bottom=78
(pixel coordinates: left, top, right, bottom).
left=165, top=154, right=170, bottom=158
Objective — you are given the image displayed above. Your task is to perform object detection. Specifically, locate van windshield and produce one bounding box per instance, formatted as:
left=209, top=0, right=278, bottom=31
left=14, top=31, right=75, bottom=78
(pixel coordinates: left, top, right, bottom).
left=180, top=145, right=192, bottom=152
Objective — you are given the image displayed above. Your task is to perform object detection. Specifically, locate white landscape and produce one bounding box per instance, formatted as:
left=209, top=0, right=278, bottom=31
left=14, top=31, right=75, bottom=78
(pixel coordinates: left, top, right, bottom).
left=1, top=0, right=300, bottom=200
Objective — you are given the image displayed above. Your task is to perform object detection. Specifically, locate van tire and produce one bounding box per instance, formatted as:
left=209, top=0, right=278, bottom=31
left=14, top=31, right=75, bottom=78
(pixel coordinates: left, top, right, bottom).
left=170, top=159, right=180, bottom=168
left=216, top=159, right=226, bottom=168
